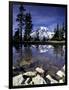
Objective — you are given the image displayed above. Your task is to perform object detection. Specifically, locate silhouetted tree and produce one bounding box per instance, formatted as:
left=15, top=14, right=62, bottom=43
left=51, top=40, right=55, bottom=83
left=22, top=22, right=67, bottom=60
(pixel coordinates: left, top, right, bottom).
left=14, top=28, right=19, bottom=43
left=56, top=24, right=60, bottom=39
left=34, top=29, right=40, bottom=41
left=52, top=23, right=65, bottom=41
left=16, top=4, right=26, bottom=43
left=36, top=29, right=39, bottom=41
left=43, top=37, right=46, bottom=41
left=52, top=24, right=59, bottom=40
left=24, top=13, right=33, bottom=41
left=60, top=23, right=65, bottom=40
left=58, top=23, right=65, bottom=40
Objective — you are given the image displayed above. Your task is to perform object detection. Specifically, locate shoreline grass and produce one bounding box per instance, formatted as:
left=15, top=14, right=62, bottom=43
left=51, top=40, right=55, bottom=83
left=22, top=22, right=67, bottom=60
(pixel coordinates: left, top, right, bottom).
left=22, top=41, right=65, bottom=44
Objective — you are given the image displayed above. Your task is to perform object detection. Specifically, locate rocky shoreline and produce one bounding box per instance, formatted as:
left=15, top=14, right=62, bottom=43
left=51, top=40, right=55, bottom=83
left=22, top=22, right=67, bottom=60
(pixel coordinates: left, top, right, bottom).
left=13, top=65, right=65, bottom=86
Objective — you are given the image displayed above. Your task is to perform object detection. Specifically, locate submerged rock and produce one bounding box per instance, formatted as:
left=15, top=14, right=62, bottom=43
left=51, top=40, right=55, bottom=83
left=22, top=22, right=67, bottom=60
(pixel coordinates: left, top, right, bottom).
left=62, top=65, right=65, bottom=72
left=44, top=77, right=51, bottom=84
left=35, top=67, right=44, bottom=74
left=50, top=74, right=61, bottom=81
left=46, top=74, right=58, bottom=83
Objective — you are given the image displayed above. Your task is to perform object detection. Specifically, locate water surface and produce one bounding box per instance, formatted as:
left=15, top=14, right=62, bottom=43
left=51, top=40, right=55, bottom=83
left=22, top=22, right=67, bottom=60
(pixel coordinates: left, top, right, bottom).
left=13, top=44, right=65, bottom=75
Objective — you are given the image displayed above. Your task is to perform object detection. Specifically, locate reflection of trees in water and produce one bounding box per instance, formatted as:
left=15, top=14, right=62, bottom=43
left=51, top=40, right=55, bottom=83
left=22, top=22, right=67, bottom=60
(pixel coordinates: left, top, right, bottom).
left=19, top=44, right=32, bottom=66
left=24, top=45, right=32, bottom=61
left=13, top=43, right=23, bottom=67
left=35, top=44, right=39, bottom=51
left=53, top=44, right=64, bottom=57
left=13, top=44, right=20, bottom=51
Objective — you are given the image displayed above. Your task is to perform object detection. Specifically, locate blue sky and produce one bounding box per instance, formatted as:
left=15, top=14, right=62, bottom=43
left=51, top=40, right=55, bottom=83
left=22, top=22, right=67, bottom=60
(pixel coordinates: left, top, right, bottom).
left=13, top=4, right=66, bottom=35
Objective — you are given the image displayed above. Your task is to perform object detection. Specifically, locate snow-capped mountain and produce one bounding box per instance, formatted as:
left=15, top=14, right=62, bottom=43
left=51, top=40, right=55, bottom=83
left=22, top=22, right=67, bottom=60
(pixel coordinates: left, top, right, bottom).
left=30, top=26, right=54, bottom=40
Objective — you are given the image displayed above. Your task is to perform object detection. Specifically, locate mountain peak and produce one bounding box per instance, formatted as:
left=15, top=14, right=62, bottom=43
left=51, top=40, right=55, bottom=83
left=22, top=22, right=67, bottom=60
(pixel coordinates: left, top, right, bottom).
left=40, top=26, right=48, bottom=31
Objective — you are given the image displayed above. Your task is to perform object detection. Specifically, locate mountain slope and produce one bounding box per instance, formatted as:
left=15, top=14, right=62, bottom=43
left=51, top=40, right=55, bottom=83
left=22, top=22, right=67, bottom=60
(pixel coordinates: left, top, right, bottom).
left=30, top=26, right=54, bottom=40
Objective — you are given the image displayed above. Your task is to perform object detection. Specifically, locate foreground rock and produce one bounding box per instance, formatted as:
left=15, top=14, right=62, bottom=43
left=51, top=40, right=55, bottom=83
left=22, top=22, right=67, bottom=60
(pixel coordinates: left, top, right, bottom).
left=13, top=66, right=65, bottom=86
left=30, top=74, right=46, bottom=84
left=59, top=79, right=64, bottom=83
left=46, top=74, right=58, bottom=83
left=56, top=70, right=65, bottom=78
left=13, top=74, right=24, bottom=86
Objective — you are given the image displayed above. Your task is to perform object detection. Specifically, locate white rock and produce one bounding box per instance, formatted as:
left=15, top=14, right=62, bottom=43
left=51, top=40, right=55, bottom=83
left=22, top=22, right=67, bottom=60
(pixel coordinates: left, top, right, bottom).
left=13, top=74, right=24, bottom=86
left=23, top=71, right=36, bottom=77
left=56, top=70, right=65, bottom=78
left=63, top=65, right=65, bottom=72
left=46, top=75, right=58, bottom=83
left=13, top=66, right=15, bottom=69
left=35, top=67, right=44, bottom=74
left=24, top=78, right=30, bottom=85
left=31, top=74, right=46, bottom=84
left=59, top=79, right=64, bottom=83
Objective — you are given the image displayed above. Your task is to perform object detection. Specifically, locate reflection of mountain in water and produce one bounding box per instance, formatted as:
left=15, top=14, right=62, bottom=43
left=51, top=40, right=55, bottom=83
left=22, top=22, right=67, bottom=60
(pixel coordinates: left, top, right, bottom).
left=31, top=45, right=64, bottom=55
left=32, top=45, right=54, bottom=53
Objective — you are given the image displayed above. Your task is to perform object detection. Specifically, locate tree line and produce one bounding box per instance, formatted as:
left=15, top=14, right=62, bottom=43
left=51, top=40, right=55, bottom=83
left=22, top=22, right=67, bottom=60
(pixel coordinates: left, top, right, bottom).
left=51, top=23, right=65, bottom=41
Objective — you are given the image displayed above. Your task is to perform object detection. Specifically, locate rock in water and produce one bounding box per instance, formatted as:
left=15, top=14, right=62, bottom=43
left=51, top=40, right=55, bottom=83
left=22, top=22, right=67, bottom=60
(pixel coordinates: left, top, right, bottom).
left=46, top=74, right=58, bottom=83
left=62, top=65, right=65, bottom=72
left=13, top=66, right=15, bottom=70
left=56, top=70, right=65, bottom=78
left=23, top=71, right=37, bottom=77
left=35, top=67, right=44, bottom=74
left=13, top=74, right=24, bottom=86
left=30, top=74, right=46, bottom=84
left=24, top=78, right=30, bottom=85
left=59, top=79, right=64, bottom=83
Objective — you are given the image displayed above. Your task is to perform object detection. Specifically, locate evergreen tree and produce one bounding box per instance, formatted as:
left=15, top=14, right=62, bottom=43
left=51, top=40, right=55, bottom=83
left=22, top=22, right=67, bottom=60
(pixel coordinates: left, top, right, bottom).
left=36, top=29, right=39, bottom=41
left=24, top=13, right=33, bottom=41
left=43, top=37, right=46, bottom=41
left=52, top=23, right=65, bottom=41
left=16, top=4, right=26, bottom=43
left=52, top=24, right=59, bottom=40
left=61, top=23, right=65, bottom=40
left=14, top=28, right=19, bottom=43
left=56, top=24, right=60, bottom=39
left=34, top=29, right=39, bottom=41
